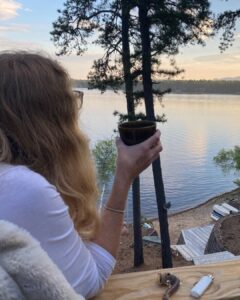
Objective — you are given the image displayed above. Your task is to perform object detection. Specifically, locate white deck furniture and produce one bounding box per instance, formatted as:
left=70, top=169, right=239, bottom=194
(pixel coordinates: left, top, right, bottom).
left=172, top=224, right=240, bottom=265
left=211, top=203, right=239, bottom=221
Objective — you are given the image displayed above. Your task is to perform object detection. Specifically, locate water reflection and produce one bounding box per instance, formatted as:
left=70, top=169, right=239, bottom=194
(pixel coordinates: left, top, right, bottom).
left=79, top=90, right=240, bottom=220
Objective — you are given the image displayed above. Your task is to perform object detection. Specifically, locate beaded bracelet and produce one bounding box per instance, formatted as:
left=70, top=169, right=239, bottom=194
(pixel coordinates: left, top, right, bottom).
left=104, top=205, right=124, bottom=214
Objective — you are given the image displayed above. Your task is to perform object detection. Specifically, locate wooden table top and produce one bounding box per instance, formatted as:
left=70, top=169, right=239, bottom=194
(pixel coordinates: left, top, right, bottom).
left=93, top=260, right=240, bottom=299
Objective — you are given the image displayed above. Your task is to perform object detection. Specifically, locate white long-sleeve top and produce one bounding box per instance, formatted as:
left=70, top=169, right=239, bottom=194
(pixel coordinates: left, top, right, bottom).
left=0, top=163, right=116, bottom=299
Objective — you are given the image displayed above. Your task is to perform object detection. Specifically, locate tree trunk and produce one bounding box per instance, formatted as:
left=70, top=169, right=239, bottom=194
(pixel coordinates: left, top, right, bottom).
left=122, top=0, right=144, bottom=267
left=122, top=0, right=135, bottom=119
left=132, top=176, right=143, bottom=266
left=138, top=0, right=172, bottom=268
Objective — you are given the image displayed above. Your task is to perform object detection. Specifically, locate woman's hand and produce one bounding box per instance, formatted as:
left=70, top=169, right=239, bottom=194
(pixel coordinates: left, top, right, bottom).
left=115, top=130, right=162, bottom=185
left=95, top=131, right=162, bottom=257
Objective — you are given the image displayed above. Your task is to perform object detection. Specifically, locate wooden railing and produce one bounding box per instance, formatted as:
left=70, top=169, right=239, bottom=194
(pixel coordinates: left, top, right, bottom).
left=94, top=260, right=240, bottom=299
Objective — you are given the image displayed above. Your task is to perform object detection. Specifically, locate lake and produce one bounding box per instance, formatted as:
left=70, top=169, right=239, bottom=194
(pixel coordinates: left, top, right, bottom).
left=79, top=89, right=240, bottom=221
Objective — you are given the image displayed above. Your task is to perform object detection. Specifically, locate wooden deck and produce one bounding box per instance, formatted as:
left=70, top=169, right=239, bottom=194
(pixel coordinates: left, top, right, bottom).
left=193, top=251, right=240, bottom=265
left=93, top=260, right=240, bottom=299
left=176, top=224, right=214, bottom=260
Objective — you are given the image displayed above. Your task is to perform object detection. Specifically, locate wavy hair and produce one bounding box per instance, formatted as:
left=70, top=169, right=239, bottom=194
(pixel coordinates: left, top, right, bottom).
left=0, top=51, right=99, bottom=239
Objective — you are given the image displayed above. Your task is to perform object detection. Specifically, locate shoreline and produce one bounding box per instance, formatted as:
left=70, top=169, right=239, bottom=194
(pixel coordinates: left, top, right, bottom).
left=77, top=87, right=240, bottom=97
left=125, top=188, right=240, bottom=226
left=152, top=187, right=240, bottom=244
left=167, top=187, right=240, bottom=218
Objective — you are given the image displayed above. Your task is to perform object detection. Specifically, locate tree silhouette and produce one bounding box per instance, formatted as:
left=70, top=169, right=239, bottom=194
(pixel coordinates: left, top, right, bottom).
left=51, top=0, right=213, bottom=268
left=215, top=4, right=240, bottom=52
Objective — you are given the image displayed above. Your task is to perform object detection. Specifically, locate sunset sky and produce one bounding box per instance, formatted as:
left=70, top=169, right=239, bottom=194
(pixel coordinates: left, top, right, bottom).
left=0, top=0, right=239, bottom=80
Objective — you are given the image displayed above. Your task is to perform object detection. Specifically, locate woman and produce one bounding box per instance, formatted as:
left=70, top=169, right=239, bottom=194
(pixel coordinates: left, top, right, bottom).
left=0, top=52, right=162, bottom=298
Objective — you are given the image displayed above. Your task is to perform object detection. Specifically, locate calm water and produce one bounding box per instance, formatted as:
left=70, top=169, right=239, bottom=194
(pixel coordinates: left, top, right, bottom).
left=78, top=89, right=240, bottom=221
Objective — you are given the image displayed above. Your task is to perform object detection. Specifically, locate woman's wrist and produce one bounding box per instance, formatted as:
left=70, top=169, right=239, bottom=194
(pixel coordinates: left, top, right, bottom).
left=104, top=167, right=132, bottom=211
left=114, top=165, right=133, bottom=189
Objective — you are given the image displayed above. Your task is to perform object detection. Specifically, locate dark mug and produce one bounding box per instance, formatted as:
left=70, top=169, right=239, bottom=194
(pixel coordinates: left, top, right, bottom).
left=118, top=120, right=156, bottom=146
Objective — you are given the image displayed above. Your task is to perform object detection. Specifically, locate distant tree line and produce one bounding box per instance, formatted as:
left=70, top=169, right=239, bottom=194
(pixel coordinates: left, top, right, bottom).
left=72, top=79, right=240, bottom=95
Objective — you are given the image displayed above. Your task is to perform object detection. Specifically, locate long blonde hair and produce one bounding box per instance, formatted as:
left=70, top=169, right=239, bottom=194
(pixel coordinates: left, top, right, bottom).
left=0, top=51, right=99, bottom=239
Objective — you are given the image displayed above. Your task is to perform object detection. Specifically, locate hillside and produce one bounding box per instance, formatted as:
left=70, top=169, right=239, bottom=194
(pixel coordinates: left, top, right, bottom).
left=72, top=79, right=240, bottom=95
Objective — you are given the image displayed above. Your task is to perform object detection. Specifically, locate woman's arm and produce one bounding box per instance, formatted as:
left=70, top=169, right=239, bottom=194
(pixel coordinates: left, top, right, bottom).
left=94, top=130, right=162, bottom=257
left=0, top=166, right=116, bottom=298
left=0, top=131, right=162, bottom=298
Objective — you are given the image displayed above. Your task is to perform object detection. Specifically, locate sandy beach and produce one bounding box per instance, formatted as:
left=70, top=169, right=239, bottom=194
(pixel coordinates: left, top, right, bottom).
left=114, top=188, right=240, bottom=274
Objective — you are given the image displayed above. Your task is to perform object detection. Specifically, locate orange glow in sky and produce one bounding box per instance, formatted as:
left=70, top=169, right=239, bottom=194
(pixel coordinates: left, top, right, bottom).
left=0, top=0, right=239, bottom=80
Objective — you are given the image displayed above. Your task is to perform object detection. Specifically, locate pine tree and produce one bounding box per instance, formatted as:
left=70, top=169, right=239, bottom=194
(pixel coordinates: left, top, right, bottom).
left=215, top=4, right=240, bottom=52
left=51, top=0, right=213, bottom=268
left=51, top=0, right=147, bottom=267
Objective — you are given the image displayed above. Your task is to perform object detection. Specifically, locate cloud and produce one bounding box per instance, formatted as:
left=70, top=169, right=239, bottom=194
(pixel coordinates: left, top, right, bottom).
left=0, top=0, right=22, bottom=20
left=0, top=23, right=30, bottom=32
left=23, top=7, right=32, bottom=13
left=0, top=37, right=43, bottom=51
left=194, top=52, right=240, bottom=64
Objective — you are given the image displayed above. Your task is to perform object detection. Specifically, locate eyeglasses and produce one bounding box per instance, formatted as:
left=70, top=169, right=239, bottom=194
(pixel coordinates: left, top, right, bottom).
left=73, top=90, right=83, bottom=110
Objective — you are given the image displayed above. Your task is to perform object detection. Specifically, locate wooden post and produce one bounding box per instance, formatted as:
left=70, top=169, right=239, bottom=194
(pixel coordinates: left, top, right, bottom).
left=121, top=0, right=144, bottom=267
left=138, top=0, right=172, bottom=268
left=152, top=158, right=172, bottom=268
left=132, top=176, right=144, bottom=266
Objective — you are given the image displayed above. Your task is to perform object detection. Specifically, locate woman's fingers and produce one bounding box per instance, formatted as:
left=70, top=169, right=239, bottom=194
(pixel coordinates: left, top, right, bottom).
left=149, top=140, right=163, bottom=157
left=142, top=130, right=161, bottom=149
left=144, top=142, right=162, bottom=167
left=116, top=130, right=161, bottom=150
left=140, top=131, right=162, bottom=160
left=115, top=129, right=163, bottom=182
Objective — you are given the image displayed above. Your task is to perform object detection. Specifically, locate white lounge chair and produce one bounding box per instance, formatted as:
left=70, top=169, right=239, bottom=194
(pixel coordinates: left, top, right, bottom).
left=221, top=202, right=239, bottom=213
left=211, top=203, right=239, bottom=221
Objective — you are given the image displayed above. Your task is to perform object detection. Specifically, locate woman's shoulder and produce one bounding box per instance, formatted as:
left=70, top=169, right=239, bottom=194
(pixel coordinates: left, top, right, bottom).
left=0, top=163, right=58, bottom=199
left=0, top=163, right=67, bottom=223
